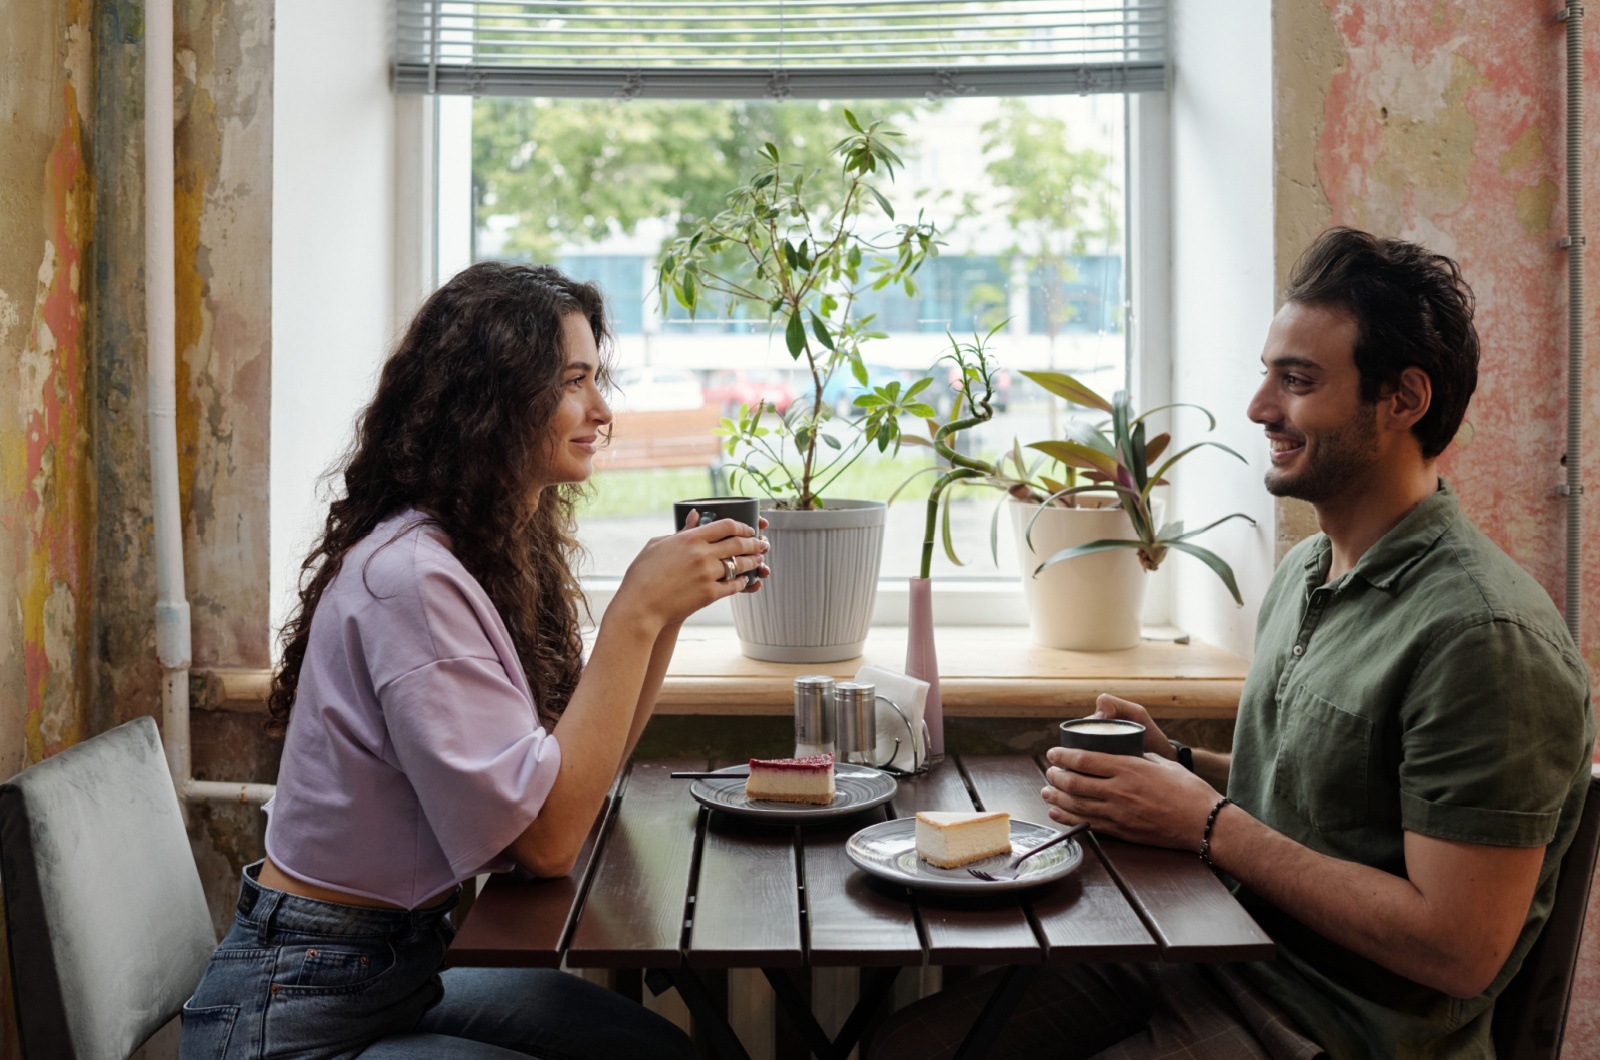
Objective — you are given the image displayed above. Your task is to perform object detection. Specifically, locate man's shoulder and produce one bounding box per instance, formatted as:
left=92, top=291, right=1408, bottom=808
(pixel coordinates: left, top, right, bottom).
left=1411, top=512, right=1573, bottom=644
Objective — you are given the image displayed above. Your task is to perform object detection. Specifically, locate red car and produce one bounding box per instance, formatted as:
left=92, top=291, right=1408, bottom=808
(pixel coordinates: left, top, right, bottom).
left=701, top=369, right=797, bottom=414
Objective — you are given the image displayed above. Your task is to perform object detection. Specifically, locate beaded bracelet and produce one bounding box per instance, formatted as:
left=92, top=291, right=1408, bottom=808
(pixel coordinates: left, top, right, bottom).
left=1199, top=796, right=1232, bottom=870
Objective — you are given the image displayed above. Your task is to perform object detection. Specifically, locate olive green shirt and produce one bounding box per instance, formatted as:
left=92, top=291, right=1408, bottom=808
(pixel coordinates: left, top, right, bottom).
left=1229, top=481, right=1593, bottom=1060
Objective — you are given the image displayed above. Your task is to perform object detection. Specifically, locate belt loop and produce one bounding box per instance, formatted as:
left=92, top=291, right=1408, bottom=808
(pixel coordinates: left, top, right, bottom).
left=253, top=889, right=283, bottom=947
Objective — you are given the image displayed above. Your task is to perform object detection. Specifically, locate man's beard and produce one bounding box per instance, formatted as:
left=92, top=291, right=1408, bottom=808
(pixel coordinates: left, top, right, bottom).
left=1263, top=402, right=1381, bottom=504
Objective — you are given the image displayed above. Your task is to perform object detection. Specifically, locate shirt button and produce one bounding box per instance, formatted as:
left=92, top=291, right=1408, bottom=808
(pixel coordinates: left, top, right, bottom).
left=1292, top=644, right=1305, bottom=657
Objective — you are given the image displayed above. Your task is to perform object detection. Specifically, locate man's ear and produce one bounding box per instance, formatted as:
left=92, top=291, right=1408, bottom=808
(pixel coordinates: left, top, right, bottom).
left=1380, top=366, right=1432, bottom=434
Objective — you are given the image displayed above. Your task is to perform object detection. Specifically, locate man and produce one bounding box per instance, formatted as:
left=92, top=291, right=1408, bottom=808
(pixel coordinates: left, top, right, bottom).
left=870, top=228, right=1593, bottom=1059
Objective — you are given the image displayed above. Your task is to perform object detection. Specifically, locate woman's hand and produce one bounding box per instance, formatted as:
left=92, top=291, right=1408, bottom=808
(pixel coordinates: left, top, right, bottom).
left=612, top=513, right=771, bottom=630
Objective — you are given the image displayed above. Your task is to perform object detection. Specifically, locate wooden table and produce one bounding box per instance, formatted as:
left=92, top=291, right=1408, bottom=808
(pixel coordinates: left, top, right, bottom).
left=448, top=755, right=1274, bottom=1060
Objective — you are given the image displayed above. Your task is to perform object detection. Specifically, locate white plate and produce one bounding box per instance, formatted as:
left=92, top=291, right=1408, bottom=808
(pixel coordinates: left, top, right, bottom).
left=689, top=765, right=897, bottom=823
left=846, top=817, right=1085, bottom=894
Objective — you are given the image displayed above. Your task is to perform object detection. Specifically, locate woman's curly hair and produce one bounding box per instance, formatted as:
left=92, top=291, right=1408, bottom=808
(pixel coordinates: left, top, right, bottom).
left=267, top=261, right=611, bottom=736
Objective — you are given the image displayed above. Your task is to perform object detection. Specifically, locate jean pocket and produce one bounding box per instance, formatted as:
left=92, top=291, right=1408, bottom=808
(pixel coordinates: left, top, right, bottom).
left=179, top=1001, right=240, bottom=1058
left=1271, top=687, right=1374, bottom=832
left=287, top=942, right=396, bottom=991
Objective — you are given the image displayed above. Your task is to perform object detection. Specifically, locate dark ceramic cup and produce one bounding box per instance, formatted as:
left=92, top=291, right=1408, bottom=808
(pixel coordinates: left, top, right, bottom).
left=1057, top=717, right=1147, bottom=757
left=672, top=496, right=763, bottom=584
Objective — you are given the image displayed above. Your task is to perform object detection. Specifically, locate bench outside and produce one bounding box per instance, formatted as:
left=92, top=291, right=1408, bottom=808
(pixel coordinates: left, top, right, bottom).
left=596, top=405, right=726, bottom=493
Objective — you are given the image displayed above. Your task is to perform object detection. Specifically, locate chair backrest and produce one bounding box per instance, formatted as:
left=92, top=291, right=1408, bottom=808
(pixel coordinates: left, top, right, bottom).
left=0, top=716, right=216, bottom=1060
left=1492, top=770, right=1600, bottom=1060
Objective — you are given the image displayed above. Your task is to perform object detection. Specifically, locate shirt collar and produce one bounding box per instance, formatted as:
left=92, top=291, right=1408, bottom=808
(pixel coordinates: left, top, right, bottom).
left=1301, top=479, right=1459, bottom=593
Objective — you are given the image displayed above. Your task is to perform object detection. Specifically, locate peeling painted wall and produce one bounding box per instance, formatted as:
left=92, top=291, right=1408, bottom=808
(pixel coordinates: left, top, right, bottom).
left=1274, top=1, right=1600, bottom=1053
left=0, top=1, right=97, bottom=1052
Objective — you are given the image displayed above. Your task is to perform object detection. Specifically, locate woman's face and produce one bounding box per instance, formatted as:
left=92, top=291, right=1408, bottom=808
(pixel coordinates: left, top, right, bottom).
left=532, top=312, right=612, bottom=492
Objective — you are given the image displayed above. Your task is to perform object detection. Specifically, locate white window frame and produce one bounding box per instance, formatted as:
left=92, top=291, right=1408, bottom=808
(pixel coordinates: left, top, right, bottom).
left=421, top=86, right=1171, bottom=630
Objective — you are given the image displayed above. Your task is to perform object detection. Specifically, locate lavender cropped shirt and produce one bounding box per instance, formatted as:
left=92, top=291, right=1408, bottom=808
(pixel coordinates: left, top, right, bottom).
left=264, top=510, right=563, bottom=909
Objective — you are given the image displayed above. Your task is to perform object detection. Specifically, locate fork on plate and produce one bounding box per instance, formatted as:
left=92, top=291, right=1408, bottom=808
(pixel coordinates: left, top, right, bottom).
left=967, top=821, right=1091, bottom=882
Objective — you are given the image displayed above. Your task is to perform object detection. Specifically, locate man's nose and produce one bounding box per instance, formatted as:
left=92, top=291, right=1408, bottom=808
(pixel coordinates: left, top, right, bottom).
left=1246, top=377, right=1274, bottom=426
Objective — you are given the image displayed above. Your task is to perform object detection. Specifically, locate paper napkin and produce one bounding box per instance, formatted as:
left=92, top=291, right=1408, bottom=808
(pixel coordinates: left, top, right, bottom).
left=853, top=664, right=929, bottom=773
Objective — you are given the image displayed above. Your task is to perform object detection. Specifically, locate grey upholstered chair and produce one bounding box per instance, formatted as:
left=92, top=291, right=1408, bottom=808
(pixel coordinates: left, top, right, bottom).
left=1492, top=771, right=1600, bottom=1060
left=0, top=716, right=216, bottom=1059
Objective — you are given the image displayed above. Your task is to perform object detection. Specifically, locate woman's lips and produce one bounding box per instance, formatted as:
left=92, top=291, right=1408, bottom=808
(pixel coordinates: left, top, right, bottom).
left=570, top=437, right=598, bottom=453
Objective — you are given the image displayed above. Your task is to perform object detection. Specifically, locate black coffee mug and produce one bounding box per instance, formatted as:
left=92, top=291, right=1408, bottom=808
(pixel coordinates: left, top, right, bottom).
left=1057, top=717, right=1147, bottom=757
left=673, top=496, right=763, bottom=584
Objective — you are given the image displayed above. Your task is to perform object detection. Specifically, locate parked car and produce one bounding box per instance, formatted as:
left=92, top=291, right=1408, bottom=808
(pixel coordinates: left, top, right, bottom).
left=701, top=368, right=797, bottom=414
left=609, top=367, right=705, bottom=412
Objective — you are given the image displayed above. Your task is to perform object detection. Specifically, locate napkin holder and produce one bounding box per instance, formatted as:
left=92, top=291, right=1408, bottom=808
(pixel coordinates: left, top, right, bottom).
left=853, top=664, right=932, bottom=775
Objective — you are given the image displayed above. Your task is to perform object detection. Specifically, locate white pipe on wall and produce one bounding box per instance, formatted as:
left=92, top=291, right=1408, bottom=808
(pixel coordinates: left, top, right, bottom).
left=146, top=0, right=273, bottom=808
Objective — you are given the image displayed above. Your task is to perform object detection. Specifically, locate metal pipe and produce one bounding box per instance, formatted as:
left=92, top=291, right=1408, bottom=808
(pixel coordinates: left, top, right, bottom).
left=1561, top=0, right=1585, bottom=641
left=146, top=0, right=274, bottom=809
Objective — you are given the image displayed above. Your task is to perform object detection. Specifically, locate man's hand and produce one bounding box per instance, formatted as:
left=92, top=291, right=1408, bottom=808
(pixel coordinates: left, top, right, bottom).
left=1085, top=693, right=1179, bottom=760
left=1041, top=748, right=1222, bottom=851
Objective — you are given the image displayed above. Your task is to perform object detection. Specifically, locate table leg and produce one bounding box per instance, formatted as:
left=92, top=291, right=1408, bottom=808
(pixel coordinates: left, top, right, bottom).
left=950, top=964, right=1041, bottom=1060
left=647, top=967, right=753, bottom=1060
left=762, top=966, right=903, bottom=1060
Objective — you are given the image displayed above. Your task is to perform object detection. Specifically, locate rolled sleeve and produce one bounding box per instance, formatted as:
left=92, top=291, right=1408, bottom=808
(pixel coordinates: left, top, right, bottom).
left=1398, top=618, right=1590, bottom=847
left=382, top=656, right=563, bottom=876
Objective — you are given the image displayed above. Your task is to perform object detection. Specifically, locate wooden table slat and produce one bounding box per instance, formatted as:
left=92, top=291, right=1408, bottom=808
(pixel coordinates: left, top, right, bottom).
left=960, top=756, right=1161, bottom=963
left=566, top=760, right=704, bottom=968
left=446, top=798, right=613, bottom=969
left=687, top=813, right=804, bottom=969
left=890, top=759, right=1044, bottom=965
left=801, top=807, right=925, bottom=967
left=1092, top=837, right=1277, bottom=962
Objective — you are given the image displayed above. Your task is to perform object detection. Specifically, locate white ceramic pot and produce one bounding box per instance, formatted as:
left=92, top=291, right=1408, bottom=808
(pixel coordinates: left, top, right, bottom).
left=731, top=499, right=886, bottom=663
left=1009, top=498, right=1151, bottom=652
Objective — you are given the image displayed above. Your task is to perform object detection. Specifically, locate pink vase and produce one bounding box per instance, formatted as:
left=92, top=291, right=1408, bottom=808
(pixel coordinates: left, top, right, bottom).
left=905, top=577, right=944, bottom=759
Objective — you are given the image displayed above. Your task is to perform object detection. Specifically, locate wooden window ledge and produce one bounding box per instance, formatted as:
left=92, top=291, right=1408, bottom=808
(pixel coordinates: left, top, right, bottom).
left=192, top=627, right=1249, bottom=721
left=656, top=626, right=1247, bottom=719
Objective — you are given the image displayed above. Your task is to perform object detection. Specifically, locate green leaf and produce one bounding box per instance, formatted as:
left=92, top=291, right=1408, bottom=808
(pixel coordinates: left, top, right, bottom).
left=1150, top=440, right=1250, bottom=484
left=940, top=487, right=964, bottom=566
left=1063, top=418, right=1115, bottom=456
left=1167, top=541, right=1245, bottom=606
left=1027, top=440, right=1121, bottom=479
left=1130, top=402, right=1218, bottom=432
left=809, top=312, right=835, bottom=350
left=762, top=141, right=781, bottom=162
left=868, top=185, right=895, bottom=220
left=1020, top=370, right=1114, bottom=412
left=843, top=108, right=863, bottom=133
left=851, top=359, right=869, bottom=386
left=821, top=432, right=843, bottom=450
left=907, top=402, right=937, bottom=418
left=989, top=498, right=1004, bottom=565
left=785, top=311, right=807, bottom=357
left=1169, top=512, right=1257, bottom=541
left=1032, top=538, right=1141, bottom=577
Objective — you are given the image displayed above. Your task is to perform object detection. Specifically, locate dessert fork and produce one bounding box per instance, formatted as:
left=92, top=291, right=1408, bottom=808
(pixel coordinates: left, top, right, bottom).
left=967, top=821, right=1090, bottom=882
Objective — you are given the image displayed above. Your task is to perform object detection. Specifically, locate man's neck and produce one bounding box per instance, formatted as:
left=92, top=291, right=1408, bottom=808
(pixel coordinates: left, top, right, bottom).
left=1315, top=461, right=1439, bottom=583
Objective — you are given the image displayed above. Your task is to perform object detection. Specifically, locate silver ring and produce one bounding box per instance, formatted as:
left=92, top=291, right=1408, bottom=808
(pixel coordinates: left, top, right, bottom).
left=721, top=556, right=737, bottom=582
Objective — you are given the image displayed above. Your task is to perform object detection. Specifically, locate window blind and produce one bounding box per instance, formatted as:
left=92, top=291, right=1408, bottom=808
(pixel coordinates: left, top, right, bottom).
left=393, top=1, right=1168, bottom=99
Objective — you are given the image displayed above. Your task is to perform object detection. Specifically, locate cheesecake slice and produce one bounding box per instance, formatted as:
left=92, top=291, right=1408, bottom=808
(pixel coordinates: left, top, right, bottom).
left=915, top=811, right=1013, bottom=868
left=745, top=753, right=836, bottom=805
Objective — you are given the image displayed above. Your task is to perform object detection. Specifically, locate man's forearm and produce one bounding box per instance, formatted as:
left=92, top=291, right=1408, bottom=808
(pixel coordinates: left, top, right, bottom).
left=1206, top=803, right=1530, bottom=998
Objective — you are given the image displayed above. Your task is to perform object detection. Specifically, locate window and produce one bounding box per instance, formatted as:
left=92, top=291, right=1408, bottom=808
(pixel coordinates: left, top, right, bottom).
left=406, top=1, right=1168, bottom=618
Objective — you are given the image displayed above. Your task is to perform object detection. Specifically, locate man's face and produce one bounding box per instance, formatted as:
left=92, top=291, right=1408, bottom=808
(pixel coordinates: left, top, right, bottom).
left=1246, top=302, right=1380, bottom=505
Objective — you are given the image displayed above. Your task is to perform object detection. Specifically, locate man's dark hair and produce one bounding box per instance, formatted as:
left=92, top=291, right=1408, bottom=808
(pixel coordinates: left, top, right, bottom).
left=1284, top=227, right=1478, bottom=459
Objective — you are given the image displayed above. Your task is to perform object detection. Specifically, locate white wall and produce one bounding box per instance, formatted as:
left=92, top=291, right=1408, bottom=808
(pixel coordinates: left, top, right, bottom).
left=1166, top=0, right=1279, bottom=658
left=271, top=0, right=400, bottom=637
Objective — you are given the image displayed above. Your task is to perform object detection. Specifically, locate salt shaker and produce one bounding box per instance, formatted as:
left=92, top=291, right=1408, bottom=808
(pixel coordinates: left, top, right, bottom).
left=793, top=675, right=835, bottom=757
left=834, top=681, right=878, bottom=766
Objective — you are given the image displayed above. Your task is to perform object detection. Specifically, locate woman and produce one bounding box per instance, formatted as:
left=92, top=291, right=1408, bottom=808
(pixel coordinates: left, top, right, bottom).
left=181, top=262, right=767, bottom=1058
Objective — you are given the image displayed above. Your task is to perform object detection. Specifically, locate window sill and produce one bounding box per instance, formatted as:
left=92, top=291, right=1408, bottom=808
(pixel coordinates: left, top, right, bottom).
left=656, top=626, right=1248, bottom=719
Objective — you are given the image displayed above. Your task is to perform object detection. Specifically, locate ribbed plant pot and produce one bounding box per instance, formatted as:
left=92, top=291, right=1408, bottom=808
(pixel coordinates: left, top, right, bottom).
left=731, top=499, right=886, bottom=663
left=1010, top=498, right=1149, bottom=652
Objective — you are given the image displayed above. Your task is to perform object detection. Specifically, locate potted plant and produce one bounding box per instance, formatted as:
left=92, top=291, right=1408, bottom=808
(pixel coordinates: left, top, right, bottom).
left=657, top=111, right=940, bottom=662
left=903, top=334, right=1256, bottom=651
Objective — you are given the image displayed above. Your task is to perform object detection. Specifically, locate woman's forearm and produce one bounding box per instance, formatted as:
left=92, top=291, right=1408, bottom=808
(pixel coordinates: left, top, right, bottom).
left=622, top=621, right=682, bottom=762
left=506, top=609, right=661, bottom=876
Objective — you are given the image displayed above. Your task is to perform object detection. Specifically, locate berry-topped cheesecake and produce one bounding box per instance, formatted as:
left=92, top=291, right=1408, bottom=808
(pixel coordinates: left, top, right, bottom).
left=744, top=753, right=836, bottom=805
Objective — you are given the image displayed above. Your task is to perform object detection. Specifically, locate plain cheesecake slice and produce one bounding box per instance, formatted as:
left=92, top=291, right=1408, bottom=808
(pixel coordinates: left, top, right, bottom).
left=915, top=810, right=1013, bottom=868
left=745, top=753, right=836, bottom=805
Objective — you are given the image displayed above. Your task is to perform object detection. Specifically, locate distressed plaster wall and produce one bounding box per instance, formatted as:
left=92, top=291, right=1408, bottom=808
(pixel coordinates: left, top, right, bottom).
left=0, top=0, right=96, bottom=1053
left=1, top=0, right=278, bottom=1051
left=1273, top=1, right=1600, bottom=1053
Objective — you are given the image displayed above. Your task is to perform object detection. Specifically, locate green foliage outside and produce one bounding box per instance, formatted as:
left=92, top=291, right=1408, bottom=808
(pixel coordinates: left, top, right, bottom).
left=473, top=98, right=921, bottom=263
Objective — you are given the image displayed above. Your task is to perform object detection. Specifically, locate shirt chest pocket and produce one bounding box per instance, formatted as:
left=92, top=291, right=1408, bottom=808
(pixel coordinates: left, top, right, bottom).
left=1271, top=687, right=1375, bottom=832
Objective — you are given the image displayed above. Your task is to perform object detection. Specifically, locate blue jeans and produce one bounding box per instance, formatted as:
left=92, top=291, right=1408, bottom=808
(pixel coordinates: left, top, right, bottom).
left=181, top=862, right=697, bottom=1059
